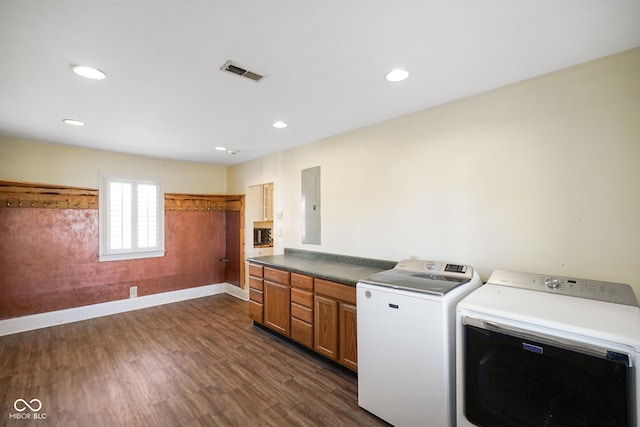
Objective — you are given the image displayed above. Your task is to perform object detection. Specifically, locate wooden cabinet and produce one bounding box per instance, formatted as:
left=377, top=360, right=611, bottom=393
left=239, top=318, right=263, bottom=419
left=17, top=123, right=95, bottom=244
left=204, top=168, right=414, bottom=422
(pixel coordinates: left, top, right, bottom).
left=248, top=263, right=264, bottom=323
left=263, top=267, right=290, bottom=336
left=249, top=183, right=274, bottom=222
left=262, top=183, right=274, bottom=221
left=248, top=263, right=358, bottom=372
left=314, top=294, right=338, bottom=359
left=314, top=278, right=358, bottom=371
left=339, top=303, right=358, bottom=371
left=290, top=273, right=314, bottom=348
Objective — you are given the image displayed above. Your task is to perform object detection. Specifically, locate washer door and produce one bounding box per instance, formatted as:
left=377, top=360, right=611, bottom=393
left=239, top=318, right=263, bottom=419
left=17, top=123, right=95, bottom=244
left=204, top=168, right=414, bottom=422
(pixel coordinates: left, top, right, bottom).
left=463, top=318, right=632, bottom=427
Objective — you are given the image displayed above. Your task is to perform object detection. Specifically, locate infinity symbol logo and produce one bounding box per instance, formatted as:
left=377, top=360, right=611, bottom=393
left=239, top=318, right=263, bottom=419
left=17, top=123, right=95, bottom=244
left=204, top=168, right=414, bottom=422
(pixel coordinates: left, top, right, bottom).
left=14, top=398, right=42, bottom=412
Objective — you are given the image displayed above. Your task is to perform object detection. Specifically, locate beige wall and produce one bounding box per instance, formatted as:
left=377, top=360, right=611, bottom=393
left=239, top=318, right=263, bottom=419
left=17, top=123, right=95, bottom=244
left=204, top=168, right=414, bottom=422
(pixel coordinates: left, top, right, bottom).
left=0, top=138, right=227, bottom=194
left=228, top=48, right=640, bottom=294
left=2, top=49, right=638, bottom=293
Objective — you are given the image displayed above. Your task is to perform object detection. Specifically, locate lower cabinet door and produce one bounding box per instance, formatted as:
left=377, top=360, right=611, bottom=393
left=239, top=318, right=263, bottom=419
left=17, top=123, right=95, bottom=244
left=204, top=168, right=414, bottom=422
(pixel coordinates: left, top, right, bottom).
left=339, top=302, right=358, bottom=371
left=264, top=281, right=290, bottom=336
left=314, top=295, right=338, bottom=360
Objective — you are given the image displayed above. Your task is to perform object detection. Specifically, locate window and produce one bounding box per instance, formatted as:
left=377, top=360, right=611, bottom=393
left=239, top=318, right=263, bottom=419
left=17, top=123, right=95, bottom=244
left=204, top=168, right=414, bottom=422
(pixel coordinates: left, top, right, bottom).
left=99, top=174, right=164, bottom=262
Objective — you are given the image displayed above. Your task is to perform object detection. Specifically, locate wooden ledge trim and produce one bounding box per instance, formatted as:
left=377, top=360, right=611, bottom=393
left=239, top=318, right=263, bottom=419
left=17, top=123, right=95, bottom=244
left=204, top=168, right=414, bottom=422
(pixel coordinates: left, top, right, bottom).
left=0, top=181, right=243, bottom=211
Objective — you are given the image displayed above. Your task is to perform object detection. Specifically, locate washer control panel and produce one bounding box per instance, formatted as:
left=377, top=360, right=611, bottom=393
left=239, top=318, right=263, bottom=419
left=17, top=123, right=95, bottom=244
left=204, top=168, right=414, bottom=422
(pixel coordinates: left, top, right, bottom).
left=488, top=270, right=638, bottom=306
left=394, top=259, right=473, bottom=280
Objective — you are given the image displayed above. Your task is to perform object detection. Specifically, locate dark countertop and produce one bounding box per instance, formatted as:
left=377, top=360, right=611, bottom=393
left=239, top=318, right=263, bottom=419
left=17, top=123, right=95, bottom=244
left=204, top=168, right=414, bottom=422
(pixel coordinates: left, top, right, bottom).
left=247, top=248, right=397, bottom=286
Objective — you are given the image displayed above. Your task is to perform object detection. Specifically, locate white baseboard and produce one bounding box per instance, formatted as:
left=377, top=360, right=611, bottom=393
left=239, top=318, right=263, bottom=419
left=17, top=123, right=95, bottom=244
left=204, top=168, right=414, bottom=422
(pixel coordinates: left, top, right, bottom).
left=225, top=283, right=250, bottom=301
left=0, top=283, right=249, bottom=337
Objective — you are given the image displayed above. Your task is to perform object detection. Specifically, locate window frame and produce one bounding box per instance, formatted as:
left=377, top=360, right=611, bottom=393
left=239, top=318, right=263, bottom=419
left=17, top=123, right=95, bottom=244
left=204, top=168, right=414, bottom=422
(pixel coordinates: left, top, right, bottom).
left=99, top=173, right=165, bottom=262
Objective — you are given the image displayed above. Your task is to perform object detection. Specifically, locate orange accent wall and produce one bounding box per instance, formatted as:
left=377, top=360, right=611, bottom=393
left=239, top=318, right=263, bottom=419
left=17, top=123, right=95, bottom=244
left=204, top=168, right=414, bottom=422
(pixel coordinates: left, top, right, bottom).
left=0, top=208, right=229, bottom=320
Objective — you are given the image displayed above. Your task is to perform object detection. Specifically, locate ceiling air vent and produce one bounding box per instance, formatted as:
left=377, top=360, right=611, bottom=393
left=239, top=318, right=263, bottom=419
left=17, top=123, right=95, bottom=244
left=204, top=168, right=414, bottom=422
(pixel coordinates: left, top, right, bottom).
left=220, top=61, right=266, bottom=82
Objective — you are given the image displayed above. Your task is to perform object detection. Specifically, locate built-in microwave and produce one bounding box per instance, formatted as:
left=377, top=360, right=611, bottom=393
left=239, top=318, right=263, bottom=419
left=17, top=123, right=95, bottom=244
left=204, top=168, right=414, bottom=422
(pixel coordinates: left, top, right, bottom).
left=253, top=228, right=271, bottom=246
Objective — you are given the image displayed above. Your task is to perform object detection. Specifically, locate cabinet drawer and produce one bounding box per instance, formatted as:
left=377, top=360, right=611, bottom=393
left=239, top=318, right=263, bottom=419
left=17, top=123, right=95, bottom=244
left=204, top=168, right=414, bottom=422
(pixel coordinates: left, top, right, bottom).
left=291, top=288, right=313, bottom=308
left=249, top=263, right=264, bottom=278
left=249, top=276, right=263, bottom=291
left=250, top=288, right=263, bottom=304
left=291, top=273, right=313, bottom=291
left=291, top=302, right=313, bottom=323
left=314, top=279, right=356, bottom=305
left=249, top=300, right=263, bottom=323
left=264, top=267, right=290, bottom=285
left=291, top=318, right=313, bottom=348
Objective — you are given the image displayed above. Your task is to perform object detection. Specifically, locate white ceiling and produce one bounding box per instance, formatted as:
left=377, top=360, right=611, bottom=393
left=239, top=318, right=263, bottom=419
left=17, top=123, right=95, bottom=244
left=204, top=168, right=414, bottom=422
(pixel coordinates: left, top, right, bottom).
left=1, top=1, right=639, bottom=167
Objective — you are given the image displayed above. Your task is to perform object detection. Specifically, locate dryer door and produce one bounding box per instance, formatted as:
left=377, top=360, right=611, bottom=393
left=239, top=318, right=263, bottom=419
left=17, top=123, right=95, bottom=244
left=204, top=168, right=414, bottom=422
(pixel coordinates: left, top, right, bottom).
left=463, top=317, right=632, bottom=427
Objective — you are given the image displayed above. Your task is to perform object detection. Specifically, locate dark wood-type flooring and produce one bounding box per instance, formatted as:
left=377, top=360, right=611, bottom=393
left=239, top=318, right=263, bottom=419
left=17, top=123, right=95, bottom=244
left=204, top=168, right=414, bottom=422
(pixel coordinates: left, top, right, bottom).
left=0, top=294, right=389, bottom=426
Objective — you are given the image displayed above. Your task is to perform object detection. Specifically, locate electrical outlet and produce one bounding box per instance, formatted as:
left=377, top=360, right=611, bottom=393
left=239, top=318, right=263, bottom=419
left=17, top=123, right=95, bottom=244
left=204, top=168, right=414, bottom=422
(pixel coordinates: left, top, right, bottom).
left=130, top=286, right=138, bottom=298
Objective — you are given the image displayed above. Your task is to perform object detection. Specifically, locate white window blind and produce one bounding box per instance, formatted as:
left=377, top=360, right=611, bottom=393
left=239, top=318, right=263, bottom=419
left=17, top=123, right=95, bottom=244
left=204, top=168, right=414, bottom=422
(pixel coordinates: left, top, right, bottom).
left=99, top=175, right=164, bottom=262
left=136, top=183, right=157, bottom=248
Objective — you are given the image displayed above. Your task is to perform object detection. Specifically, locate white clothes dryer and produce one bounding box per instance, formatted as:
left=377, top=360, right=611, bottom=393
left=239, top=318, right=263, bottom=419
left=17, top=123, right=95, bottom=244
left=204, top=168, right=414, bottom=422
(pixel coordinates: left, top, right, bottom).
left=456, top=269, right=640, bottom=427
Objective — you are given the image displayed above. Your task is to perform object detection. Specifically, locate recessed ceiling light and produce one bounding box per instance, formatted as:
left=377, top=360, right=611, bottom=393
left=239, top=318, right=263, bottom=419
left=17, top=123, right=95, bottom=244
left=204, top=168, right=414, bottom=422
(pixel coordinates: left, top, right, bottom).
left=63, top=119, right=85, bottom=126
left=215, top=146, right=227, bottom=151
left=72, top=65, right=106, bottom=80
left=385, top=69, right=409, bottom=82
left=273, top=121, right=287, bottom=129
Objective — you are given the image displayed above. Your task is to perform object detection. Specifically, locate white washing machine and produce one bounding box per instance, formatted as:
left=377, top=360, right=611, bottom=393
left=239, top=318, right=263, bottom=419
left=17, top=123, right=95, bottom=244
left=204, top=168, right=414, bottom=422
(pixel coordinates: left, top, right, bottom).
left=357, top=259, right=482, bottom=427
left=456, top=270, right=640, bottom=427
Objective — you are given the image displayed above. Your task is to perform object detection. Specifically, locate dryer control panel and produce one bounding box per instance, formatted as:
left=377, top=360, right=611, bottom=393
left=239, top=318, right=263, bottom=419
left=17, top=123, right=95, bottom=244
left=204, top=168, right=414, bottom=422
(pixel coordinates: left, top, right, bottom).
left=488, top=270, right=638, bottom=306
